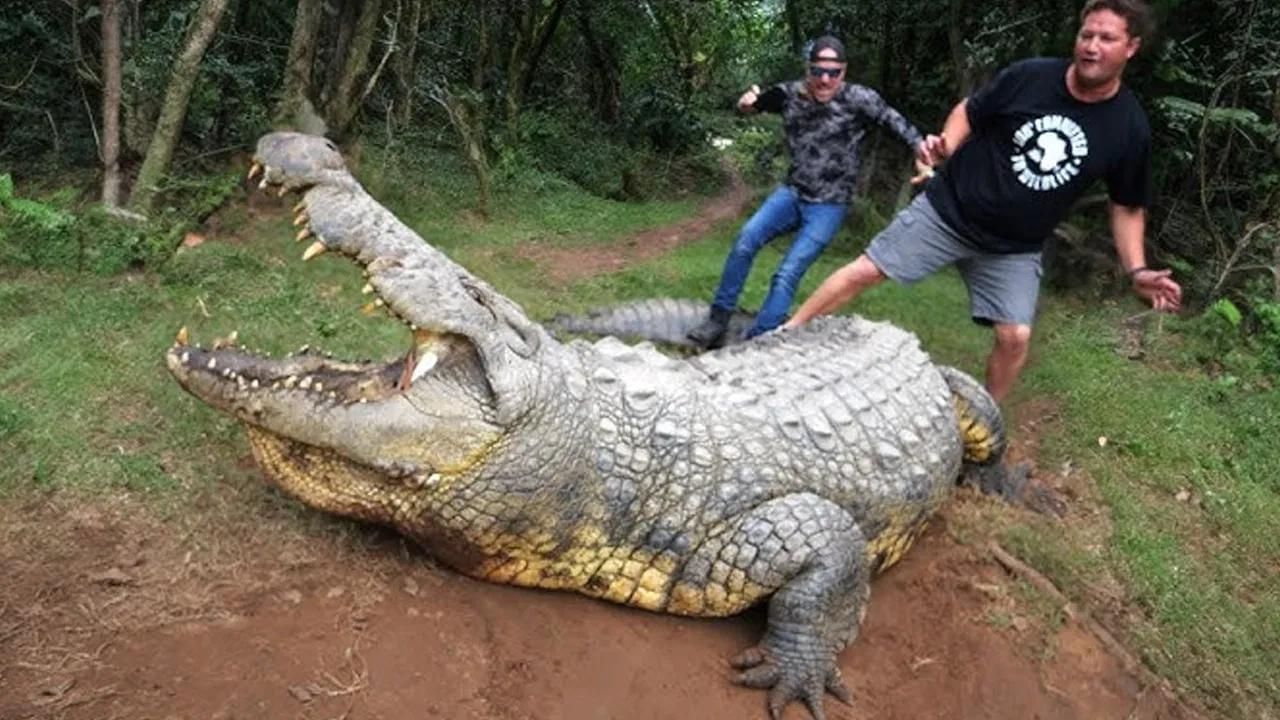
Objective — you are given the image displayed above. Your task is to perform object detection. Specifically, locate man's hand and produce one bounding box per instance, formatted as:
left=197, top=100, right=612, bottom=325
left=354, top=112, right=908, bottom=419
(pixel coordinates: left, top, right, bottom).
left=737, top=85, right=761, bottom=113
left=911, top=134, right=948, bottom=185
left=1132, top=268, right=1183, bottom=312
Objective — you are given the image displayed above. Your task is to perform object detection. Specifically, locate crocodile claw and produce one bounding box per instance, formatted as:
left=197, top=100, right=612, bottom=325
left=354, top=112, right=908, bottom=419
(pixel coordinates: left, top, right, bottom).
left=730, top=645, right=852, bottom=720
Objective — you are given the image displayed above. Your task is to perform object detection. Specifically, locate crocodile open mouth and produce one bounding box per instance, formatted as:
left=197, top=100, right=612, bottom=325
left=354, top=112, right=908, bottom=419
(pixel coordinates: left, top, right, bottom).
left=164, top=326, right=474, bottom=406
left=164, top=150, right=488, bottom=410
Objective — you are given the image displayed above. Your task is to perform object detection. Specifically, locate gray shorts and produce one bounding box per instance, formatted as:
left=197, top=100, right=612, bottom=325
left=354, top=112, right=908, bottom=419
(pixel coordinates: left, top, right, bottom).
left=866, top=194, right=1042, bottom=326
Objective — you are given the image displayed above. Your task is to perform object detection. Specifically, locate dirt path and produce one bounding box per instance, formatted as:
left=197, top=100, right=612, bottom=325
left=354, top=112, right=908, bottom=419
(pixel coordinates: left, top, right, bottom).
left=515, top=167, right=751, bottom=284
left=0, top=435, right=1198, bottom=720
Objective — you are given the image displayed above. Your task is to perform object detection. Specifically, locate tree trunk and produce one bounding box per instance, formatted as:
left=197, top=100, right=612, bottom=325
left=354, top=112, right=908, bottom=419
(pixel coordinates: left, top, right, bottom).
left=392, top=0, right=428, bottom=127
left=127, top=0, right=230, bottom=215
left=784, top=0, right=804, bottom=55
left=575, top=0, right=620, bottom=125
left=503, top=0, right=569, bottom=133
left=122, top=0, right=154, bottom=156
left=323, top=0, right=385, bottom=137
left=517, top=0, right=568, bottom=102
left=100, top=0, right=123, bottom=207
left=646, top=2, right=694, bottom=98
left=322, top=0, right=360, bottom=107
left=431, top=86, right=490, bottom=218
left=947, top=0, right=971, bottom=97
left=276, top=0, right=326, bottom=133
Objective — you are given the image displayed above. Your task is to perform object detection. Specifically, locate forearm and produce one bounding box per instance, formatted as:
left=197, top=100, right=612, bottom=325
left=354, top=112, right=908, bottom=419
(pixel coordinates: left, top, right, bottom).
left=1110, top=203, right=1147, bottom=271
left=938, top=100, right=972, bottom=155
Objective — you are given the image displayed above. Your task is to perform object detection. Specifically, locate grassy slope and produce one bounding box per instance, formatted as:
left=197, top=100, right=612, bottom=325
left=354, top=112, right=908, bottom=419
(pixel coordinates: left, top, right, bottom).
left=1, top=149, right=1276, bottom=718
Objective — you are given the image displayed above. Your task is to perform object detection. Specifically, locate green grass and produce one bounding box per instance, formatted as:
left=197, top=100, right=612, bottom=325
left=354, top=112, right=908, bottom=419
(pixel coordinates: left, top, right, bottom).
left=1008, top=306, right=1280, bottom=716
left=2, top=148, right=1278, bottom=718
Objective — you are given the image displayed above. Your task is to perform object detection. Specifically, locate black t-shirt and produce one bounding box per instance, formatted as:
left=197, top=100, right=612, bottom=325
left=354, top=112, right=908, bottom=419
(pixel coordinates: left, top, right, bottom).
left=925, top=58, right=1151, bottom=253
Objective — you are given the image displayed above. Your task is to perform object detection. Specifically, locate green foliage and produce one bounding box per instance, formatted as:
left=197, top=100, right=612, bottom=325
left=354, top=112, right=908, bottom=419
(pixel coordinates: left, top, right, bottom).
left=504, top=109, right=638, bottom=199
left=0, top=173, right=78, bottom=268
left=1211, top=297, right=1243, bottom=327
left=0, top=171, right=240, bottom=274
left=623, top=88, right=709, bottom=154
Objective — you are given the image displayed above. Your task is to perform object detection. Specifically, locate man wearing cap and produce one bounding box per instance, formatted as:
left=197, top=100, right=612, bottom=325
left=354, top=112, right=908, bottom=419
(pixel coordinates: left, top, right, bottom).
left=783, top=0, right=1181, bottom=403
left=686, top=35, right=926, bottom=348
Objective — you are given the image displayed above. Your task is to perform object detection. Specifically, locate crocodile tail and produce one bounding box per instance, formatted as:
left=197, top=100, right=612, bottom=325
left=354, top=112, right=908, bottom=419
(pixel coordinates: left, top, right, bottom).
left=549, top=298, right=756, bottom=348
left=937, top=365, right=1006, bottom=466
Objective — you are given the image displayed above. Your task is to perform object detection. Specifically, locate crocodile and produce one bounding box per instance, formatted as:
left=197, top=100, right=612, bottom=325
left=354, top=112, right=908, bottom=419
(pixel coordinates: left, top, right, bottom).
left=551, top=298, right=758, bottom=350
left=166, top=132, right=1011, bottom=720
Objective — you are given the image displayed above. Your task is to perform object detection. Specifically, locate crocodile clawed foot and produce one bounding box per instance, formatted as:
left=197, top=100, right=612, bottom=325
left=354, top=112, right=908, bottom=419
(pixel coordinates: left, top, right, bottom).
left=962, top=461, right=1068, bottom=518
left=730, top=645, right=852, bottom=720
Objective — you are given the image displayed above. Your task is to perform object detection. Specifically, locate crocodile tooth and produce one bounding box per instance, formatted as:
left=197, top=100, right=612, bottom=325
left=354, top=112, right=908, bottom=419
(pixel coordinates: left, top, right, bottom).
left=180, top=351, right=190, bottom=364
left=299, top=376, right=312, bottom=389
left=296, top=227, right=312, bottom=242
left=411, top=352, right=439, bottom=383
left=361, top=283, right=374, bottom=295
left=276, top=185, right=289, bottom=198
left=250, top=379, right=260, bottom=389
left=302, top=240, right=326, bottom=261
left=247, top=161, right=263, bottom=181
left=284, top=375, right=298, bottom=388
left=374, top=298, right=385, bottom=307
left=222, top=368, right=232, bottom=378
left=206, top=357, right=217, bottom=370
left=298, top=344, right=310, bottom=354
left=175, top=326, right=189, bottom=346
left=293, top=199, right=306, bottom=213
left=293, top=212, right=310, bottom=227
left=313, top=382, right=324, bottom=392
left=257, top=176, right=269, bottom=190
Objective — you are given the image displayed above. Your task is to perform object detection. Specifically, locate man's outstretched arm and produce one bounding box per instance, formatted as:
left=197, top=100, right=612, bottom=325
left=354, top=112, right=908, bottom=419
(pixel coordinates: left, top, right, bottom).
left=913, top=99, right=972, bottom=182
left=1111, top=202, right=1182, bottom=312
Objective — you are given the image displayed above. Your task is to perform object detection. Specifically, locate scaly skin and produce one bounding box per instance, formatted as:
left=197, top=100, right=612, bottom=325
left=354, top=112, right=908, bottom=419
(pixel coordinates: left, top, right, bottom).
left=166, top=132, right=1008, bottom=720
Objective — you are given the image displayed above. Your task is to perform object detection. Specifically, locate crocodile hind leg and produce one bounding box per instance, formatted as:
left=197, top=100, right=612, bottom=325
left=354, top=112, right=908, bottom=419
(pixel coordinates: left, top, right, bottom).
left=671, top=493, right=869, bottom=720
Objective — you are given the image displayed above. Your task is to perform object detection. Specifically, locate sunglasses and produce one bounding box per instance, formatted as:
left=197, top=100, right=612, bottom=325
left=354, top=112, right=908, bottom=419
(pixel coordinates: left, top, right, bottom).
left=808, top=66, right=844, bottom=79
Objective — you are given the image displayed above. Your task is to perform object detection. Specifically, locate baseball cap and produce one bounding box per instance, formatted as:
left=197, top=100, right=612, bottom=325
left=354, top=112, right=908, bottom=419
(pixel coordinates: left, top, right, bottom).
left=808, top=36, right=846, bottom=63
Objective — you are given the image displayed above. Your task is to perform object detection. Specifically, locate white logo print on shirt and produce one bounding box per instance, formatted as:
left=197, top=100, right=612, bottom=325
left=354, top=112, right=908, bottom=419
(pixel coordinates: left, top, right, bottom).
left=1010, top=114, right=1088, bottom=191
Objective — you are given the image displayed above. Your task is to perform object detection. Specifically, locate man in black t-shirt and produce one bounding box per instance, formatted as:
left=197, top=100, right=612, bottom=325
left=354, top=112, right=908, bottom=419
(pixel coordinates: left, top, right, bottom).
left=685, top=36, right=925, bottom=348
left=785, top=0, right=1182, bottom=402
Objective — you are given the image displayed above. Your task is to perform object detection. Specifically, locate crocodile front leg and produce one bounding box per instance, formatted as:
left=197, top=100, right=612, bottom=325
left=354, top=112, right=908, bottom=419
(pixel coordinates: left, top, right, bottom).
left=669, top=494, right=869, bottom=720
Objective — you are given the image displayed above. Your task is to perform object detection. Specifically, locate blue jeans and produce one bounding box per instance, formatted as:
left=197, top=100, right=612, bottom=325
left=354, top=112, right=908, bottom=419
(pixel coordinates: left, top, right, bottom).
left=711, top=186, right=848, bottom=336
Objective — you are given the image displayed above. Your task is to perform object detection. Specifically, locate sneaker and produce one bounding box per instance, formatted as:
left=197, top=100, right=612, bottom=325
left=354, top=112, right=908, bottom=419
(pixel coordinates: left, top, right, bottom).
left=687, top=307, right=731, bottom=348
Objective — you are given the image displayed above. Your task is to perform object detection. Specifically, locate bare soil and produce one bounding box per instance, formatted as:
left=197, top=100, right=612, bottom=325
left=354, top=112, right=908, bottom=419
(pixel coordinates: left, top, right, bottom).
left=513, top=168, right=751, bottom=284
left=0, top=182, right=1204, bottom=720
left=0, top=478, right=1193, bottom=720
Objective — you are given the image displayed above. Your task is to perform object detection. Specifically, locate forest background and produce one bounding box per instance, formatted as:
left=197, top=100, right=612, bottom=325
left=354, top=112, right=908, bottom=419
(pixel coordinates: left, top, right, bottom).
left=1, top=0, right=1277, bottom=327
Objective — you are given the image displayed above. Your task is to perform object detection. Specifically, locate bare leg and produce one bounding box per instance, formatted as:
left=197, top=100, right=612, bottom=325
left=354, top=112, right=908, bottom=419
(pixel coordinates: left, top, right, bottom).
left=985, top=323, right=1032, bottom=402
left=783, top=254, right=886, bottom=328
